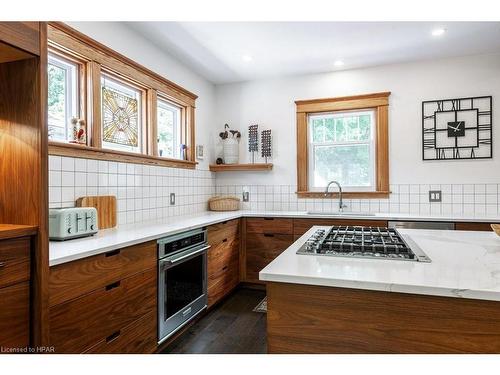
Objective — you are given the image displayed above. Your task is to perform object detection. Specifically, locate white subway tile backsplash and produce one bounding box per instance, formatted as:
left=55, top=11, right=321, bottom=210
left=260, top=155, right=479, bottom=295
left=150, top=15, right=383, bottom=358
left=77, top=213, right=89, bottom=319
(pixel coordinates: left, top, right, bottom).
left=49, top=157, right=500, bottom=222
left=48, top=156, right=216, bottom=223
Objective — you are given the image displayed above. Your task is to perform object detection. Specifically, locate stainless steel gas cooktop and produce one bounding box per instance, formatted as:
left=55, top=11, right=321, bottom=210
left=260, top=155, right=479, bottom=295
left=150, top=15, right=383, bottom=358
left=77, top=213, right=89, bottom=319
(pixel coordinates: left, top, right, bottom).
left=297, top=226, right=431, bottom=262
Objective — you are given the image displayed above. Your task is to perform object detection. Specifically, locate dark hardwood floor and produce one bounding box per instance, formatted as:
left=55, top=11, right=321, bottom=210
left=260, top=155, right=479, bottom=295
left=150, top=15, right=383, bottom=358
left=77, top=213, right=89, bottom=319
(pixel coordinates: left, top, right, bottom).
left=161, top=288, right=267, bottom=354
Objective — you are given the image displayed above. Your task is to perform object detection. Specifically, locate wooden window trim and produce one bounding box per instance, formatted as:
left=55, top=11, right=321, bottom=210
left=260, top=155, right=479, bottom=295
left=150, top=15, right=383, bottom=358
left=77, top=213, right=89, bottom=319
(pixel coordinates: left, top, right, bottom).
left=295, top=92, right=390, bottom=199
left=47, top=22, right=198, bottom=169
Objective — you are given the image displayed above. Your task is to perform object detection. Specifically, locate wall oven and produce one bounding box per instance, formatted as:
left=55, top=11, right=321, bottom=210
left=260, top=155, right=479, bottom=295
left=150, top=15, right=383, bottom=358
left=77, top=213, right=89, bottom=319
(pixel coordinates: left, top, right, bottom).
left=157, top=227, right=209, bottom=344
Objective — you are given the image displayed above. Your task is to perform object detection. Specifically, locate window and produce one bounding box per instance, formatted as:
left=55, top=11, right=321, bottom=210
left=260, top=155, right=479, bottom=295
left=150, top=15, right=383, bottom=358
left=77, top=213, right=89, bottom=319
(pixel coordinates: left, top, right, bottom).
left=47, top=53, right=79, bottom=141
left=47, top=22, right=198, bottom=169
left=157, top=97, right=182, bottom=159
left=101, top=73, right=143, bottom=153
left=295, top=92, right=390, bottom=198
left=308, top=110, right=376, bottom=191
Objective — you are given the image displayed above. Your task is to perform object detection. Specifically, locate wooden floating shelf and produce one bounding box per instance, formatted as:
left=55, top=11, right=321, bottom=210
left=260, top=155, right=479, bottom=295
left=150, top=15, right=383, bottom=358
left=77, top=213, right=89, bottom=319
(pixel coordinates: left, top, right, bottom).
left=209, top=163, right=273, bottom=172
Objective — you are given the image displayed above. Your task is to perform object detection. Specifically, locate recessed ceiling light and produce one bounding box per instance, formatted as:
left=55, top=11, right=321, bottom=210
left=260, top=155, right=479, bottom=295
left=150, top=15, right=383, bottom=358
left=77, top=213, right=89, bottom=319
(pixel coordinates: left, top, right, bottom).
left=431, top=28, right=446, bottom=37
left=334, top=60, right=344, bottom=67
left=242, top=55, right=253, bottom=62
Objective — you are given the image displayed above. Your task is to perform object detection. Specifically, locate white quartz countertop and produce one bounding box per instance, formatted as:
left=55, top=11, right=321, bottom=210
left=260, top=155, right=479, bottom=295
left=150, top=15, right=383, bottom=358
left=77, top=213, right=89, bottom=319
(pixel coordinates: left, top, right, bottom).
left=260, top=226, right=500, bottom=302
left=49, top=210, right=500, bottom=266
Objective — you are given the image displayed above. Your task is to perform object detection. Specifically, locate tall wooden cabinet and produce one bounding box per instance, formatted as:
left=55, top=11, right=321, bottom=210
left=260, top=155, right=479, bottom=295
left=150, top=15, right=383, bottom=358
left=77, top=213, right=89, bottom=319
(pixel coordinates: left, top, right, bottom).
left=0, top=22, right=49, bottom=348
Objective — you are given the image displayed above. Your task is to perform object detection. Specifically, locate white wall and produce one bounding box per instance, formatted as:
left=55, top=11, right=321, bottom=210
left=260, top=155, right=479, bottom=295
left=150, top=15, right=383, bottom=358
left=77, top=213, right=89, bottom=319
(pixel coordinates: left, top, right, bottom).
left=67, top=22, right=217, bottom=170
left=214, top=53, right=500, bottom=185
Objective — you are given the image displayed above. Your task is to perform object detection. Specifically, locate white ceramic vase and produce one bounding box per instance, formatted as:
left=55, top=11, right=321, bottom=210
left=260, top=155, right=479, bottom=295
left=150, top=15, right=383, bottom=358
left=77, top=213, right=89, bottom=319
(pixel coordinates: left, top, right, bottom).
left=223, top=135, right=239, bottom=164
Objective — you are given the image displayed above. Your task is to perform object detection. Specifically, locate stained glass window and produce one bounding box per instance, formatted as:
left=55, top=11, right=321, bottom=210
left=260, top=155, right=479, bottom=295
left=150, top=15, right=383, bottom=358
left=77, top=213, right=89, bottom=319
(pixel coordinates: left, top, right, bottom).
left=157, top=97, right=182, bottom=159
left=101, top=74, right=142, bottom=153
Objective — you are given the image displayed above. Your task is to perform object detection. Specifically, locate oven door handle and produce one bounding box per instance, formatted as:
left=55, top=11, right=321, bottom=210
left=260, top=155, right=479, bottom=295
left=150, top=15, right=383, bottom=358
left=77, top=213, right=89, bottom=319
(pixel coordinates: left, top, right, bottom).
left=161, top=245, right=210, bottom=266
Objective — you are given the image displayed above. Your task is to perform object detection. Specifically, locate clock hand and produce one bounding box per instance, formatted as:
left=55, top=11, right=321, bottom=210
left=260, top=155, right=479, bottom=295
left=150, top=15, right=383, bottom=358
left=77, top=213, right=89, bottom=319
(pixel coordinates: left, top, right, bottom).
left=448, top=124, right=461, bottom=132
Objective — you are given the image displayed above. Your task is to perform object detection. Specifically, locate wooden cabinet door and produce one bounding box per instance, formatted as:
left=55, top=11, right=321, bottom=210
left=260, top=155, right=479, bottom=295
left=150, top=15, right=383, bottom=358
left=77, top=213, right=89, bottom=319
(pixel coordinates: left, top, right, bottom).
left=0, top=282, right=30, bottom=348
left=0, top=237, right=30, bottom=289
left=245, top=233, right=294, bottom=283
left=455, top=222, right=496, bottom=231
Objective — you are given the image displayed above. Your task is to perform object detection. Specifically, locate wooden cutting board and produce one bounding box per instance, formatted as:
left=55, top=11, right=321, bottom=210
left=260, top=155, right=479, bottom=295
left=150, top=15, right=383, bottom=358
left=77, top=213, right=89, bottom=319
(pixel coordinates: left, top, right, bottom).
left=76, top=195, right=117, bottom=229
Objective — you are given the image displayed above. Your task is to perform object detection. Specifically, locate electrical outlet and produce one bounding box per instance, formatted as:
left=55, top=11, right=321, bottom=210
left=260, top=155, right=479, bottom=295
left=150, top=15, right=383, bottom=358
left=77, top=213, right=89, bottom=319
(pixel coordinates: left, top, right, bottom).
left=429, top=190, right=442, bottom=203
left=170, top=193, right=175, bottom=205
left=242, top=191, right=250, bottom=202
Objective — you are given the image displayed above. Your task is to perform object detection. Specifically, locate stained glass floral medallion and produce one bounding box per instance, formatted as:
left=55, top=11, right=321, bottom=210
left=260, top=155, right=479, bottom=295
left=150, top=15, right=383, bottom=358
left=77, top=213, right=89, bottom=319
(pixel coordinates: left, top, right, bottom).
left=102, top=86, right=139, bottom=147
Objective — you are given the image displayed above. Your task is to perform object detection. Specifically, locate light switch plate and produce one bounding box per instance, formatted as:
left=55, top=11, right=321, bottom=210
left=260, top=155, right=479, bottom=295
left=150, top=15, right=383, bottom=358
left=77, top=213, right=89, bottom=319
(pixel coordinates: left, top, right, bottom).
left=242, top=191, right=249, bottom=202
left=170, top=193, right=175, bottom=205
left=429, top=190, right=442, bottom=203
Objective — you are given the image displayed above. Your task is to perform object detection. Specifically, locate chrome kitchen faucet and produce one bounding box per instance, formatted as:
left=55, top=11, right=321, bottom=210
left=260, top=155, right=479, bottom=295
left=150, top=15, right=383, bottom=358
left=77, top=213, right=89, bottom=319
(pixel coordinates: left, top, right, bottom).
left=324, top=180, right=347, bottom=213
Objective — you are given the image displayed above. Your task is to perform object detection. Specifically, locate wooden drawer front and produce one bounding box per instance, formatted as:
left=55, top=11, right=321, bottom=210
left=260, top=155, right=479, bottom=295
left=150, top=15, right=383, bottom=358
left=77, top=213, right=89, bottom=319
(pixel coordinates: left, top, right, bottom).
left=293, top=218, right=388, bottom=235
left=49, top=268, right=157, bottom=353
left=49, top=241, right=156, bottom=306
left=208, top=238, right=239, bottom=307
left=247, top=218, right=293, bottom=235
left=246, top=234, right=294, bottom=283
left=0, top=281, right=30, bottom=348
left=208, top=257, right=239, bottom=307
left=455, top=222, right=496, bottom=231
left=0, top=237, right=30, bottom=289
left=83, top=311, right=157, bottom=354
left=208, top=221, right=239, bottom=245
left=0, top=22, right=40, bottom=55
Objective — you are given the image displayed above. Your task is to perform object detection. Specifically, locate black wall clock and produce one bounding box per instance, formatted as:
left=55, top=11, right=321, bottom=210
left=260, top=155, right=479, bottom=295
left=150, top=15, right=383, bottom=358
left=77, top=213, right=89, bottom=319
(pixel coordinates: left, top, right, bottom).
left=422, top=95, right=492, bottom=160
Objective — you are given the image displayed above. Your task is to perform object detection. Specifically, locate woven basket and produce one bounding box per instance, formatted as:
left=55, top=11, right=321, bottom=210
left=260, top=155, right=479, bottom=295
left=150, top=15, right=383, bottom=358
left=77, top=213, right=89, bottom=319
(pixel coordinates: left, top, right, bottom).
left=492, top=224, right=500, bottom=237
left=208, top=196, right=240, bottom=211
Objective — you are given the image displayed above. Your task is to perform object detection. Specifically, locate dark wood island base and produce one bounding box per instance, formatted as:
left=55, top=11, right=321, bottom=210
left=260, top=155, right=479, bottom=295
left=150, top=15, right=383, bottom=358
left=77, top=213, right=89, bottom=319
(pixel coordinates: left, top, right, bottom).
left=266, top=281, right=500, bottom=353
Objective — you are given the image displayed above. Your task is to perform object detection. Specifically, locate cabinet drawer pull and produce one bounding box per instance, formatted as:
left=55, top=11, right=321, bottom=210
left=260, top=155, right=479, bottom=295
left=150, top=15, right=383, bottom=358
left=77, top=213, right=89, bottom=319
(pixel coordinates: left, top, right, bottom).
left=222, top=238, right=228, bottom=243
left=222, top=221, right=228, bottom=224
left=222, top=265, right=228, bottom=271
left=264, top=233, right=275, bottom=237
left=105, top=281, right=121, bottom=291
left=0, top=261, right=5, bottom=268
left=263, top=218, right=274, bottom=221
left=105, top=249, right=121, bottom=257
left=106, top=330, right=121, bottom=343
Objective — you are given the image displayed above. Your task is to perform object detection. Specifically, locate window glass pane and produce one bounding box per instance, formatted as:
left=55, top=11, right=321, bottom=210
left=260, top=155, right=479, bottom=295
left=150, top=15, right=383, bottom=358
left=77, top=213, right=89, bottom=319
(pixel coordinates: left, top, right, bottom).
left=324, top=117, right=335, bottom=141
left=101, top=74, right=142, bottom=153
left=312, top=118, right=324, bottom=142
left=47, top=54, right=78, bottom=141
left=157, top=98, right=182, bottom=159
left=334, top=118, right=346, bottom=142
left=308, top=109, right=375, bottom=190
left=313, top=144, right=372, bottom=188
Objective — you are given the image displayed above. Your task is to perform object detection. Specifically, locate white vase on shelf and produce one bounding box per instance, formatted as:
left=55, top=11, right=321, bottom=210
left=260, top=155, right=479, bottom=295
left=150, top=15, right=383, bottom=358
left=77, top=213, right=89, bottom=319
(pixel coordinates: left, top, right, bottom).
left=223, top=134, right=239, bottom=164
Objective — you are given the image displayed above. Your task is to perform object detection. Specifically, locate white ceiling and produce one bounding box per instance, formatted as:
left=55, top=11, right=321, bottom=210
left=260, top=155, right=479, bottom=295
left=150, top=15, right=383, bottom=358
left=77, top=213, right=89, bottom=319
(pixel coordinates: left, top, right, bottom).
left=127, top=22, right=500, bottom=84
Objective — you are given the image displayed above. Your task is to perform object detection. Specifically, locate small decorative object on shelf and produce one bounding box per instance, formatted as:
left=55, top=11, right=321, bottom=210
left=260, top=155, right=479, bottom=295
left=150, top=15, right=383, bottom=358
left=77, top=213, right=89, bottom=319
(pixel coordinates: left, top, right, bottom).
left=219, top=123, right=241, bottom=164
left=261, top=129, right=272, bottom=163
left=180, top=144, right=187, bottom=160
left=216, top=157, right=223, bottom=165
left=69, top=117, right=87, bottom=145
left=248, top=124, right=259, bottom=163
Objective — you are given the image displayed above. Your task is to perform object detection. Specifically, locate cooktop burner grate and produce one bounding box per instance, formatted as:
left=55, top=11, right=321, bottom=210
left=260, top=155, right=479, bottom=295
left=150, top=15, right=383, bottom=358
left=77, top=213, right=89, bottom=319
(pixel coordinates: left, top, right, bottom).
left=297, top=226, right=431, bottom=262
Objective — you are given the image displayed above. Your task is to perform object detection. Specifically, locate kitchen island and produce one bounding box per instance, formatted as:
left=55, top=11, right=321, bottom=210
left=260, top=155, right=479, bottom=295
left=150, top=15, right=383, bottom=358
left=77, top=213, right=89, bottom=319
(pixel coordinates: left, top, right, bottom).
left=260, top=227, right=500, bottom=353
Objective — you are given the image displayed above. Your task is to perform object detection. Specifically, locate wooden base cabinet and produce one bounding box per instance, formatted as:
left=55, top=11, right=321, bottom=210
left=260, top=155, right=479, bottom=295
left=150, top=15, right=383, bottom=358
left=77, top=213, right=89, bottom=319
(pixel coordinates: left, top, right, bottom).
left=244, top=218, right=294, bottom=284
left=48, top=242, right=158, bottom=353
left=207, top=220, right=240, bottom=307
left=267, top=281, right=500, bottom=353
left=0, top=231, right=35, bottom=350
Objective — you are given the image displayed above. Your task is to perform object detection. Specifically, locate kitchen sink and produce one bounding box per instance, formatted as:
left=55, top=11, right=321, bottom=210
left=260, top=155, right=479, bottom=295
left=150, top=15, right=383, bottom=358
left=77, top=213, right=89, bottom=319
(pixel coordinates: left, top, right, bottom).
left=306, top=211, right=376, bottom=217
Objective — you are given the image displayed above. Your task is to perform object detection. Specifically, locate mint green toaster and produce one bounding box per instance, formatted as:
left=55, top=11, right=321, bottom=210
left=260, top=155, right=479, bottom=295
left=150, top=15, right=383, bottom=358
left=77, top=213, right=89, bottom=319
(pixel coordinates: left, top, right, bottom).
left=49, top=207, right=98, bottom=241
